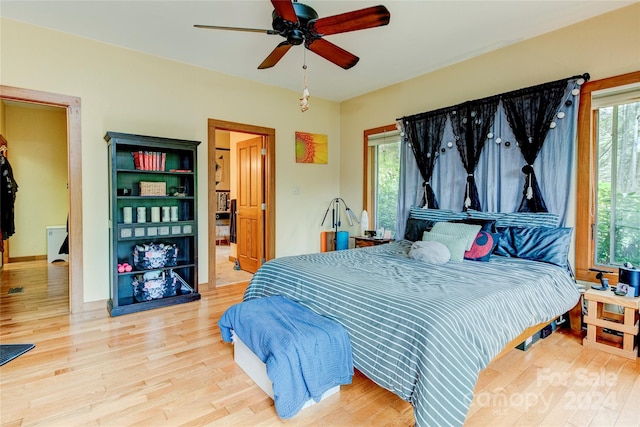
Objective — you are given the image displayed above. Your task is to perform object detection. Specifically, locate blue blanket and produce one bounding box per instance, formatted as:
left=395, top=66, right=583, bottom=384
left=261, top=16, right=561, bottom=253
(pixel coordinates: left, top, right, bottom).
left=218, top=296, right=353, bottom=418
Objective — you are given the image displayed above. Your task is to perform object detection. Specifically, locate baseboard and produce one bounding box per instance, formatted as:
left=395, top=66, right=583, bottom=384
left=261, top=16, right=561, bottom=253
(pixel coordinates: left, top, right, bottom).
left=8, top=255, right=47, bottom=263
left=82, top=299, right=107, bottom=313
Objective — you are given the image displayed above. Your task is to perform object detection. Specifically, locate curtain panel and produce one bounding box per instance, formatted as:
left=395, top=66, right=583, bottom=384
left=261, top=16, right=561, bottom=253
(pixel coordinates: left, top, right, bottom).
left=502, top=79, right=571, bottom=212
left=398, top=73, right=588, bottom=233
left=449, top=99, right=499, bottom=211
left=403, top=110, right=449, bottom=209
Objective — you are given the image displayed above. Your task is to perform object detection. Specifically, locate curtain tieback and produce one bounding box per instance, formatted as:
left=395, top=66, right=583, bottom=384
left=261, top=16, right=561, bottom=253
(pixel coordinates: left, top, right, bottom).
left=523, top=164, right=534, bottom=200
left=464, top=174, right=474, bottom=208
left=423, top=181, right=430, bottom=209
left=464, top=181, right=472, bottom=208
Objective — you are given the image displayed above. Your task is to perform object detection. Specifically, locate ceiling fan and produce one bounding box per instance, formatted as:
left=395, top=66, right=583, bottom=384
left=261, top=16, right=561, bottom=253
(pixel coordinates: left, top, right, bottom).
left=194, top=0, right=390, bottom=70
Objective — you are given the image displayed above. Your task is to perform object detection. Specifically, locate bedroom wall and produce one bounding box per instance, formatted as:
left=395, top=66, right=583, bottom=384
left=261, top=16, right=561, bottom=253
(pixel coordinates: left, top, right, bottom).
left=0, top=18, right=342, bottom=302
left=339, top=3, right=640, bottom=266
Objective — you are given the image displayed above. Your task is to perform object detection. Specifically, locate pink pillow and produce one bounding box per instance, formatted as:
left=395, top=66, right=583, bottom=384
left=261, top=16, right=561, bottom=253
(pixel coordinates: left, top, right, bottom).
left=464, top=231, right=500, bottom=262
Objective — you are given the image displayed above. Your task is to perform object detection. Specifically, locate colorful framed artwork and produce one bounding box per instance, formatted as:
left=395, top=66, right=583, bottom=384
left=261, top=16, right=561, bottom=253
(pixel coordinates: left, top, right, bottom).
left=295, top=131, right=328, bottom=164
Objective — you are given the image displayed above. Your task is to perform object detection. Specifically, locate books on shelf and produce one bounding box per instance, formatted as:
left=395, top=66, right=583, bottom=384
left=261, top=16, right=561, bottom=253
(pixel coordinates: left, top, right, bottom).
left=132, top=151, right=167, bottom=171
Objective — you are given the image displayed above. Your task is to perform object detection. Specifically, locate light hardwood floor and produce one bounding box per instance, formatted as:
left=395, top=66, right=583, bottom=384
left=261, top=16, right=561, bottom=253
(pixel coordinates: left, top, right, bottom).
left=1, top=261, right=639, bottom=426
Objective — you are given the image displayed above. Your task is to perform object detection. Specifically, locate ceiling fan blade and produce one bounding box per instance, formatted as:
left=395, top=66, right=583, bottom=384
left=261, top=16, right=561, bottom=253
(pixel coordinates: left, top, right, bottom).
left=194, top=24, right=278, bottom=35
left=258, top=41, right=293, bottom=69
left=310, top=5, right=390, bottom=36
left=306, top=38, right=359, bottom=70
left=271, top=0, right=298, bottom=23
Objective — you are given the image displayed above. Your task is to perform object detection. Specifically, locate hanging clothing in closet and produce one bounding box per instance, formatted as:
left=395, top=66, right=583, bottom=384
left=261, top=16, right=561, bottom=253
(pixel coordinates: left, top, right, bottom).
left=229, top=199, right=237, bottom=244
left=1, top=151, right=19, bottom=246
left=59, top=215, right=69, bottom=255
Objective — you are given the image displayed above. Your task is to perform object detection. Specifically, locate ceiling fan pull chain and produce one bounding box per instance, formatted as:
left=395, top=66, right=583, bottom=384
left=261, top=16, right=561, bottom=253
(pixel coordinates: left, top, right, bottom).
left=300, top=49, right=310, bottom=112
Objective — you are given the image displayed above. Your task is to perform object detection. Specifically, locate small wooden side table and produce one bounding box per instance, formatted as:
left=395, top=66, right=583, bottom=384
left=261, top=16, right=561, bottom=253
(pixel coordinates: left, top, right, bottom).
left=582, top=288, right=640, bottom=360
left=352, top=236, right=393, bottom=248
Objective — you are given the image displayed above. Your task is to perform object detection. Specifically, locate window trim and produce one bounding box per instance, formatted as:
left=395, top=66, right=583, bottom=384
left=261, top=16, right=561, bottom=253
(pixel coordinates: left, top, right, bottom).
left=575, top=71, right=640, bottom=284
left=363, top=124, right=400, bottom=228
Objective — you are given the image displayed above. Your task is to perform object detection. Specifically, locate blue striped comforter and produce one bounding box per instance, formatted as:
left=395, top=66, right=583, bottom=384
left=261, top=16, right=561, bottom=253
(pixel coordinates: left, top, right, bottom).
left=243, top=241, right=580, bottom=427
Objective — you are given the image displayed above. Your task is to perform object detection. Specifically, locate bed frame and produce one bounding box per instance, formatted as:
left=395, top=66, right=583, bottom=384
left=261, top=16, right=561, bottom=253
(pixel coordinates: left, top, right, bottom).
left=493, top=299, right=582, bottom=361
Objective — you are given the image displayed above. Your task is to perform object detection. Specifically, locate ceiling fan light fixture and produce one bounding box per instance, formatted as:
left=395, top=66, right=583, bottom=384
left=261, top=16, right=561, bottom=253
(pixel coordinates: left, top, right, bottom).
left=287, top=29, right=305, bottom=45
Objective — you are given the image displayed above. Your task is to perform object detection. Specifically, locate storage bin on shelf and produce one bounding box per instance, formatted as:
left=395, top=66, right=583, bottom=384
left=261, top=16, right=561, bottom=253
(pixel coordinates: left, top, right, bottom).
left=133, top=242, right=178, bottom=270
left=139, top=181, right=166, bottom=196
left=132, top=269, right=178, bottom=302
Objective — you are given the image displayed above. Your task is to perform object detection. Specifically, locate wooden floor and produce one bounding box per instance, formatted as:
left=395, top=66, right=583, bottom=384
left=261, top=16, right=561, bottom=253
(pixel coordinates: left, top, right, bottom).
left=1, top=261, right=639, bottom=427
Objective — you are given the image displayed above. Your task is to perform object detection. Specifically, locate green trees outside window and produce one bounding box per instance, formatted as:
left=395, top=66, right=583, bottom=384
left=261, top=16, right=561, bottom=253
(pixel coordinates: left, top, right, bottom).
left=373, top=140, right=400, bottom=235
left=595, top=100, right=640, bottom=266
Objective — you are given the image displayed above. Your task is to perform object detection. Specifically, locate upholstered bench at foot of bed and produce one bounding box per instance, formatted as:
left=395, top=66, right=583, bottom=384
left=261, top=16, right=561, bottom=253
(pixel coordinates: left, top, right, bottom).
left=231, top=330, right=341, bottom=409
left=218, top=295, right=354, bottom=419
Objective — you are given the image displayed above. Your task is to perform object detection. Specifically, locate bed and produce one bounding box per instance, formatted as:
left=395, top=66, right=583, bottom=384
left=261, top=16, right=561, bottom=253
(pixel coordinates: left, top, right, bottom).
left=243, top=235, right=580, bottom=426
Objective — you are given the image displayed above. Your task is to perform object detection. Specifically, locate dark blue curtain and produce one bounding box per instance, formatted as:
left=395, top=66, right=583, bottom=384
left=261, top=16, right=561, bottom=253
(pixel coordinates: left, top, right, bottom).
left=449, top=99, right=499, bottom=211
left=399, top=74, right=588, bottom=227
left=502, top=78, right=571, bottom=212
left=403, top=110, right=448, bottom=208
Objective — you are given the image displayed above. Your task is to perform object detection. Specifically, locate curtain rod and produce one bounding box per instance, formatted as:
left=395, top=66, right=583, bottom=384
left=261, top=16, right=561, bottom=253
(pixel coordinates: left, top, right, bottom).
left=397, top=73, right=590, bottom=122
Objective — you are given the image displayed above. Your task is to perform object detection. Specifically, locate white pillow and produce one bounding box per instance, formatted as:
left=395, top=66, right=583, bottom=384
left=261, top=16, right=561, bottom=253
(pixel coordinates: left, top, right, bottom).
left=422, top=231, right=468, bottom=262
left=431, top=221, right=481, bottom=251
left=409, top=241, right=450, bottom=264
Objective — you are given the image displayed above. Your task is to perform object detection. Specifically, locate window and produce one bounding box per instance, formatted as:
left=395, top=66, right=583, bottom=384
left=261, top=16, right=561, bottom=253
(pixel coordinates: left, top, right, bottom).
left=593, top=88, right=640, bottom=266
left=364, top=126, right=401, bottom=236
left=576, top=72, right=640, bottom=283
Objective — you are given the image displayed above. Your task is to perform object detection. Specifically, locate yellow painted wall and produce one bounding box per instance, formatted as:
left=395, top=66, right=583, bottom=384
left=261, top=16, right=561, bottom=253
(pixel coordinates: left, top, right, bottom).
left=0, top=18, right=341, bottom=302
left=339, top=3, right=640, bottom=264
left=3, top=103, right=68, bottom=258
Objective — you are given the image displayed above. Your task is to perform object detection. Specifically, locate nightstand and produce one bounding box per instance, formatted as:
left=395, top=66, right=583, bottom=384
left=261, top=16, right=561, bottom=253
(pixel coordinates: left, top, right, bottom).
left=582, top=288, right=640, bottom=360
left=352, top=236, right=393, bottom=248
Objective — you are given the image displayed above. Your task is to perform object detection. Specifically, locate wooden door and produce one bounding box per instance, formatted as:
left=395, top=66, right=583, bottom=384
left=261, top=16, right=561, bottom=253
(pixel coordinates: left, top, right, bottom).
left=236, top=136, right=263, bottom=273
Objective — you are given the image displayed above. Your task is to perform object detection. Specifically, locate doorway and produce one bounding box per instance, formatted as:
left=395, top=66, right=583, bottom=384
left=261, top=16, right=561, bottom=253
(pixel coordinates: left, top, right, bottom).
left=0, top=85, right=83, bottom=313
left=207, top=119, right=275, bottom=287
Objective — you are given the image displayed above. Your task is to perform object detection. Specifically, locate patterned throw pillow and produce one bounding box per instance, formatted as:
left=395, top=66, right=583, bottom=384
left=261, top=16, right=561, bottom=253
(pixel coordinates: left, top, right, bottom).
left=467, top=209, right=559, bottom=229
left=496, top=211, right=560, bottom=228
left=431, top=221, right=482, bottom=251
left=409, top=207, right=467, bottom=222
left=464, top=231, right=500, bottom=262
left=422, top=231, right=468, bottom=262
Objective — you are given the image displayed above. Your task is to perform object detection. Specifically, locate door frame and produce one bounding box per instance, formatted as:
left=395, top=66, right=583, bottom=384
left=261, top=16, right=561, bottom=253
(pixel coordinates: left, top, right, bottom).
left=0, top=85, right=84, bottom=313
left=207, top=119, right=275, bottom=287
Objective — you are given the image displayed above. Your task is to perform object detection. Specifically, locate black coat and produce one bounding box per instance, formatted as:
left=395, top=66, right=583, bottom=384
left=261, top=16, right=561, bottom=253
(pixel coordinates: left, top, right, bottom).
left=0, top=154, right=19, bottom=240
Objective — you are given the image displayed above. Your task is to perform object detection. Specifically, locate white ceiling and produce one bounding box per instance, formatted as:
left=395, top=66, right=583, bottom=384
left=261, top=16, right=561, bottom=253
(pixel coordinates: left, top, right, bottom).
left=1, top=0, right=634, bottom=102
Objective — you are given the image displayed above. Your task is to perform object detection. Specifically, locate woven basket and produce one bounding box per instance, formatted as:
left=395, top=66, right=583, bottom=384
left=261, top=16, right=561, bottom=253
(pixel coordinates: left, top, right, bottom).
left=140, top=181, right=166, bottom=196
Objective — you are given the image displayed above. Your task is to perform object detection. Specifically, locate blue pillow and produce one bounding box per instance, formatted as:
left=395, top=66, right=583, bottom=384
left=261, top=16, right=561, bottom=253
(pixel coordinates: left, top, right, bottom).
left=404, top=218, right=435, bottom=242
left=467, top=209, right=560, bottom=228
left=494, top=226, right=572, bottom=269
left=409, top=207, right=467, bottom=222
